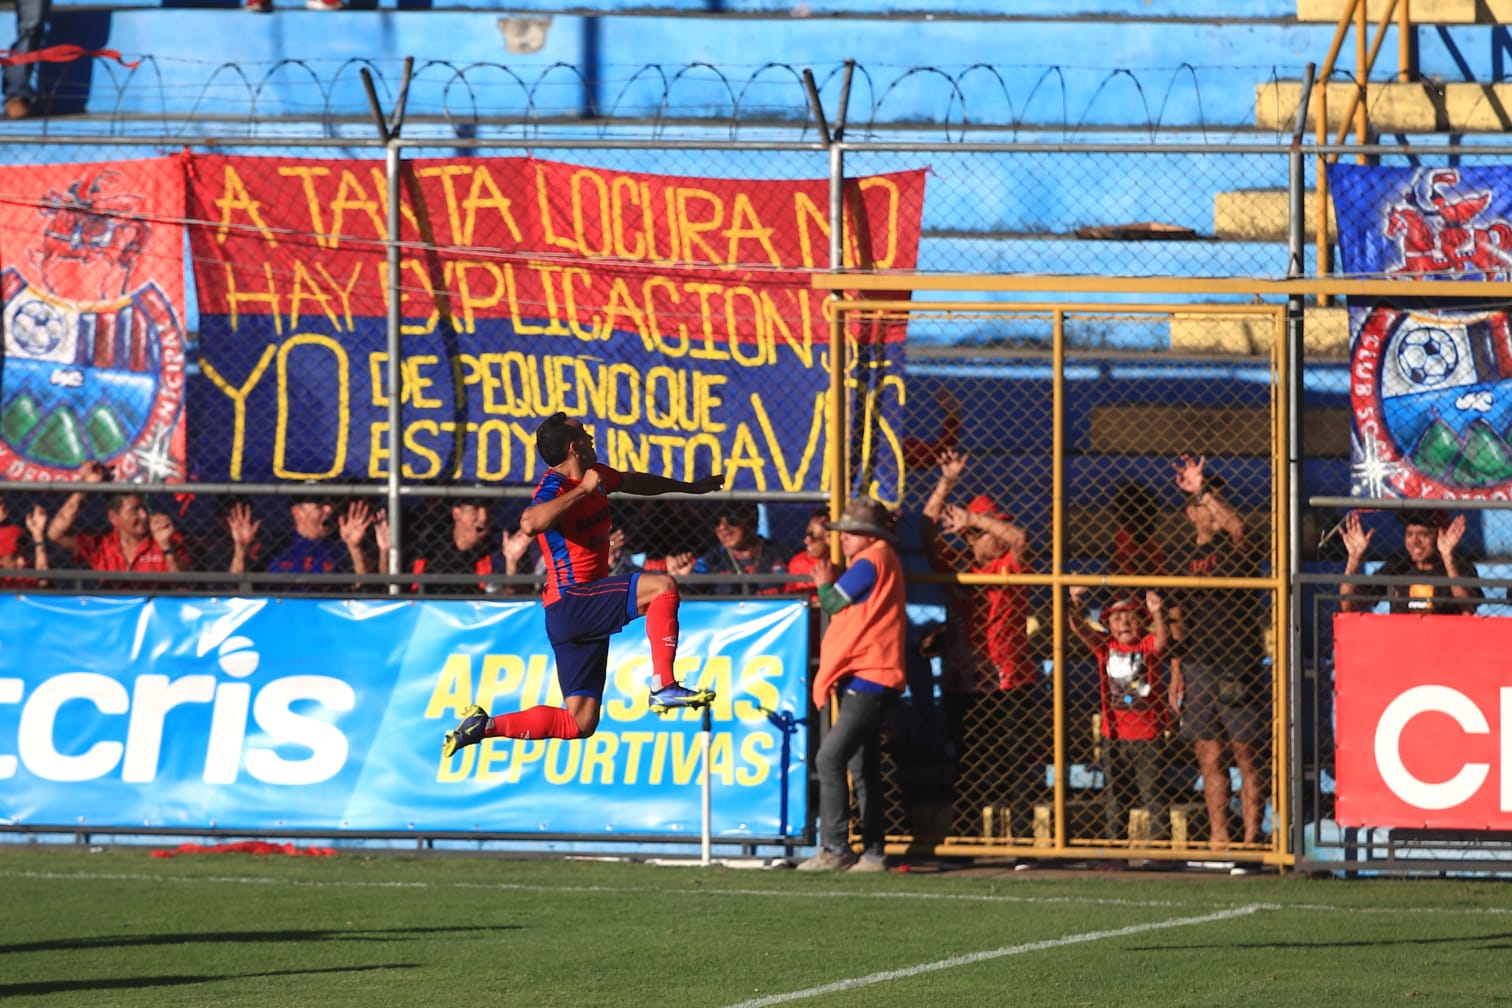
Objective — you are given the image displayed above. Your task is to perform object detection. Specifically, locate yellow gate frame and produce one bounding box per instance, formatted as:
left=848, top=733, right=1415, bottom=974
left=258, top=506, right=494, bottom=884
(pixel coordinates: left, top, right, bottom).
left=816, top=273, right=1293, bottom=868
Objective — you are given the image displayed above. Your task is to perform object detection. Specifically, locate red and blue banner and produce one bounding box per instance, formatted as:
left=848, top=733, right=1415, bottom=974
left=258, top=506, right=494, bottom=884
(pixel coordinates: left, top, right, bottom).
left=183, top=155, right=925, bottom=495
left=0, top=595, right=810, bottom=836
left=1331, top=164, right=1512, bottom=500
left=0, top=160, right=187, bottom=483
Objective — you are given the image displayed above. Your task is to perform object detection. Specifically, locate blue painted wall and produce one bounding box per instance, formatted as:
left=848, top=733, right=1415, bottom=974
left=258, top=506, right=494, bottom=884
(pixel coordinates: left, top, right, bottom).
left=18, top=10, right=1466, bottom=126
left=50, top=0, right=1302, bottom=16
left=24, top=8, right=1512, bottom=131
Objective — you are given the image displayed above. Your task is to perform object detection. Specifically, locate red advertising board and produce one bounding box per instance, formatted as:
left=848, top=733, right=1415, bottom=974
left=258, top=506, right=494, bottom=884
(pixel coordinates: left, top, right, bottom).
left=1334, top=612, right=1511, bottom=829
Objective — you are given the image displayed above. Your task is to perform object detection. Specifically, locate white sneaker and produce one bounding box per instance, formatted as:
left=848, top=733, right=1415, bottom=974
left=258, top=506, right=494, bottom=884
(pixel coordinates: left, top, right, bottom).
left=846, top=853, right=886, bottom=873
left=795, top=848, right=858, bottom=872
left=305, top=0, right=342, bottom=9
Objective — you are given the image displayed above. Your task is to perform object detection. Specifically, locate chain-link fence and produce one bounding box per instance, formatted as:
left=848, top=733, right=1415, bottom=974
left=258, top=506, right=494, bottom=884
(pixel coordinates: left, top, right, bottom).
left=16, top=100, right=1512, bottom=868
left=0, top=126, right=1310, bottom=602
left=810, top=298, right=1287, bottom=868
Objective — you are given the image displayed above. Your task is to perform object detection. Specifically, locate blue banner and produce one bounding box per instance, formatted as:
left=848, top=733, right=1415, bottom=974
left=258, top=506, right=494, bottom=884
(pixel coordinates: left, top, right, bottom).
left=0, top=596, right=809, bottom=837
left=1330, top=164, right=1512, bottom=499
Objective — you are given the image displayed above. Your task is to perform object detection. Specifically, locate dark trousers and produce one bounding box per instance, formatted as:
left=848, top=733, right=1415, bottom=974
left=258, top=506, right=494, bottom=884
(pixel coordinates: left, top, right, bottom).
left=815, top=688, right=891, bottom=854
left=1102, top=737, right=1163, bottom=840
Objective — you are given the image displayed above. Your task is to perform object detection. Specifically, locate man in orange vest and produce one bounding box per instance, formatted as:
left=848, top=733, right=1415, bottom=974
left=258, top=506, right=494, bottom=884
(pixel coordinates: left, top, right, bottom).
left=796, top=497, right=907, bottom=873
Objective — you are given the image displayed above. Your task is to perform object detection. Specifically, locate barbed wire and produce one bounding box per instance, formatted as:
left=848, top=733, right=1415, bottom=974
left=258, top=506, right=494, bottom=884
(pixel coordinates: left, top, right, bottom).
left=21, top=57, right=1314, bottom=142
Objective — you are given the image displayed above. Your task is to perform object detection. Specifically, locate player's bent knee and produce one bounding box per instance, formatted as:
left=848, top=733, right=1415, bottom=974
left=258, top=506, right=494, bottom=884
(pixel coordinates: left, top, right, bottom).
left=642, top=572, right=677, bottom=596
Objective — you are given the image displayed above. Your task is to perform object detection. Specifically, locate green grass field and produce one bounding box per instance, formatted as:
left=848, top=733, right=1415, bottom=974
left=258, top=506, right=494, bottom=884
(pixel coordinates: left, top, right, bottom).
left=4, top=846, right=1510, bottom=1007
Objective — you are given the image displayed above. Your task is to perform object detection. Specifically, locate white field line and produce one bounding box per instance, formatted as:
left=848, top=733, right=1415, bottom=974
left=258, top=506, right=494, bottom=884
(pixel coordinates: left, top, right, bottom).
left=720, top=905, right=1265, bottom=1008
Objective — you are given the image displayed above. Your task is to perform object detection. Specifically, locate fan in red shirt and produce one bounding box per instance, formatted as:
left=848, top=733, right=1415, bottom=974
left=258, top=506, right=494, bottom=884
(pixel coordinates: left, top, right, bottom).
left=46, top=461, right=189, bottom=586
left=0, top=501, right=50, bottom=588
left=1068, top=587, right=1171, bottom=843
left=782, top=507, right=831, bottom=600
left=921, top=448, right=1046, bottom=838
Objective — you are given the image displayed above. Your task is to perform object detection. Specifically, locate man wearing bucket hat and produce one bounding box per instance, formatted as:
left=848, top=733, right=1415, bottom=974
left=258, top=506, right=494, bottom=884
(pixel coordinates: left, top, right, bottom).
left=920, top=448, right=1042, bottom=839
left=796, top=497, right=907, bottom=872
left=1337, top=508, right=1481, bottom=614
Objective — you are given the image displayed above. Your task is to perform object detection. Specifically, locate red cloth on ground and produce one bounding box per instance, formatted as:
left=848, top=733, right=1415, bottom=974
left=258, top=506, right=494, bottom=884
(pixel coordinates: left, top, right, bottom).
left=0, top=45, right=139, bottom=69
left=151, top=841, right=337, bottom=858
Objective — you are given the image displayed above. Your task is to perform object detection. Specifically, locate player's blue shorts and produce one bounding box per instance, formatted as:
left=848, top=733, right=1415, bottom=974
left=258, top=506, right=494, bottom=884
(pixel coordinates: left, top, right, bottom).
left=543, top=572, right=641, bottom=699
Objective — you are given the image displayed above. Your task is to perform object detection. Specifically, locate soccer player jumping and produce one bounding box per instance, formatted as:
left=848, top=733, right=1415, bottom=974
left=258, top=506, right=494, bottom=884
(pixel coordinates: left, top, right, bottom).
left=443, top=412, right=725, bottom=757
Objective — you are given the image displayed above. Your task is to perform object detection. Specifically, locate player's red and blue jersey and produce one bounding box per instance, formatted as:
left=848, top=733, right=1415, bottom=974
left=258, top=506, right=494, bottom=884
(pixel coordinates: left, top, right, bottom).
left=533, top=463, right=623, bottom=606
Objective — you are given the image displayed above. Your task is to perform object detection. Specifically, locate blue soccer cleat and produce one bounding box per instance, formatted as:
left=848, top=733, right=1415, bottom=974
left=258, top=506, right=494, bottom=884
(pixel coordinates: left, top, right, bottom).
left=648, top=682, right=716, bottom=715
left=442, top=704, right=490, bottom=758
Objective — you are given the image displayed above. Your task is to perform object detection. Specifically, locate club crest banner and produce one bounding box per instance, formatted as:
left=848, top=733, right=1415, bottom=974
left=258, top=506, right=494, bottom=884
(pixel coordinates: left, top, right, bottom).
left=1330, top=164, right=1512, bottom=499
left=183, top=154, right=924, bottom=497
left=0, top=160, right=187, bottom=483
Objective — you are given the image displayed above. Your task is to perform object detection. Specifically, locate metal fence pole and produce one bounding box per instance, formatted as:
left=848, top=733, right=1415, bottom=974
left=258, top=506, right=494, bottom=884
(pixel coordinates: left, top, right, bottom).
left=1286, top=63, right=1317, bottom=868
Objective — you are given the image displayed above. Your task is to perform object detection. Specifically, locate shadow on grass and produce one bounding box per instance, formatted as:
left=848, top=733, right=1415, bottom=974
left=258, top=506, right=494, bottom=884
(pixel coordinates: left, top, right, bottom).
left=0, top=963, right=418, bottom=997
left=1, top=923, right=517, bottom=955
left=1141, top=931, right=1512, bottom=952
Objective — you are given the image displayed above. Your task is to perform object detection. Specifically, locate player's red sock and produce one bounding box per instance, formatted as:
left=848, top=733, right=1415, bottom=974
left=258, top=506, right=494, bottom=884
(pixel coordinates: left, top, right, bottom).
left=645, top=588, right=680, bottom=688
left=485, top=706, right=583, bottom=740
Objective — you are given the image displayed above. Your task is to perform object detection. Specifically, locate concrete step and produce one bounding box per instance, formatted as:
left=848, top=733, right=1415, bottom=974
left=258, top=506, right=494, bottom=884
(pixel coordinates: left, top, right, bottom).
left=1168, top=304, right=1350, bottom=358
left=919, top=236, right=1294, bottom=284
left=1297, top=0, right=1512, bottom=23
left=1213, top=188, right=1334, bottom=244
left=1257, top=80, right=1512, bottom=133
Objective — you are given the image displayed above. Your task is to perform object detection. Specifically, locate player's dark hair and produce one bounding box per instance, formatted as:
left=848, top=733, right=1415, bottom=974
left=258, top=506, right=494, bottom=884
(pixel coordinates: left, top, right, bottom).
left=536, top=412, right=576, bottom=465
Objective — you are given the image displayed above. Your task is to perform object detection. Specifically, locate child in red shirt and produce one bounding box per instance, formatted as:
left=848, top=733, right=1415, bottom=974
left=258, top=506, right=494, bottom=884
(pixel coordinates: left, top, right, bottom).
left=1069, top=587, right=1171, bottom=842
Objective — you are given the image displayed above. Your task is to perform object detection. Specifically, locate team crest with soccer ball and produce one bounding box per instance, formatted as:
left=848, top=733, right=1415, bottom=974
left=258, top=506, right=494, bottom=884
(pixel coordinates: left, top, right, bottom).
left=1350, top=305, right=1512, bottom=498
left=1331, top=164, right=1512, bottom=500
left=0, top=169, right=185, bottom=483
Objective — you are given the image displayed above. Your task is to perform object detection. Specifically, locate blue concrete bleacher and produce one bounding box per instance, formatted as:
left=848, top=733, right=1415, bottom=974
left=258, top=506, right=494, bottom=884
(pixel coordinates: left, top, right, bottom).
left=46, top=0, right=1302, bottom=17
left=28, top=9, right=1333, bottom=127
left=25, top=2, right=1512, bottom=132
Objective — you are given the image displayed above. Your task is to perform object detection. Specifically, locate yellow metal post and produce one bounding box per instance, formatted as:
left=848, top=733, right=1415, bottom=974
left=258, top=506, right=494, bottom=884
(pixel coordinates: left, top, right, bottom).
left=1050, top=307, right=1067, bottom=851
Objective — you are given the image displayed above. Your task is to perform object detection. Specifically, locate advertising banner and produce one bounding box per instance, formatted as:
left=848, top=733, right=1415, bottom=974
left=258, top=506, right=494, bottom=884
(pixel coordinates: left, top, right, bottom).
left=1330, top=164, right=1512, bottom=500
left=1334, top=611, right=1511, bottom=830
left=0, top=596, right=810, bottom=837
left=0, top=159, right=187, bottom=482
left=183, top=154, right=925, bottom=498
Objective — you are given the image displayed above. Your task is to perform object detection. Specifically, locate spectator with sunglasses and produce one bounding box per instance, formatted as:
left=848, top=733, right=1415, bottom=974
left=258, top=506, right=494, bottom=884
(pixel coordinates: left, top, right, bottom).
left=675, top=499, right=789, bottom=595
left=1165, top=455, right=1268, bottom=860
left=781, top=507, right=831, bottom=599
